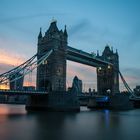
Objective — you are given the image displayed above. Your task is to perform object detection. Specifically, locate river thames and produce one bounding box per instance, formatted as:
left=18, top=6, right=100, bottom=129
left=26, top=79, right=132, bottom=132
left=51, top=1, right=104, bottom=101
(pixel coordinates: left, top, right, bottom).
left=0, top=104, right=140, bottom=140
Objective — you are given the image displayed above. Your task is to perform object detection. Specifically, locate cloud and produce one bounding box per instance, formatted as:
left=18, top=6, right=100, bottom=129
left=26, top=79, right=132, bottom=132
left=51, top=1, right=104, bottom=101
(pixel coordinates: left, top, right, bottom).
left=0, top=13, right=67, bottom=24
left=0, top=49, right=24, bottom=66
left=69, top=19, right=92, bottom=36
left=122, top=67, right=140, bottom=79
left=0, top=36, right=36, bottom=60
left=0, top=63, right=13, bottom=74
left=0, top=47, right=25, bottom=74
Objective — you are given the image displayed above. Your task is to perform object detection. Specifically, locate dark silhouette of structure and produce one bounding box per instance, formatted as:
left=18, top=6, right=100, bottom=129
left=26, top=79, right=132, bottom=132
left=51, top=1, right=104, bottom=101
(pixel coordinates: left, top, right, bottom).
left=72, top=76, right=82, bottom=94
left=9, top=72, right=24, bottom=90
left=134, top=86, right=140, bottom=96
left=2, top=20, right=134, bottom=111
left=37, top=20, right=67, bottom=91
left=37, top=21, right=120, bottom=95
left=97, top=45, right=119, bottom=95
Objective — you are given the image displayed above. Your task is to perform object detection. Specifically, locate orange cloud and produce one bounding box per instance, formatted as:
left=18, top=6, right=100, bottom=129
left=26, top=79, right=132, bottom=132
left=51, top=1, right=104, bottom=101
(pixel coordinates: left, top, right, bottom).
left=0, top=49, right=24, bottom=66
left=0, top=36, right=36, bottom=66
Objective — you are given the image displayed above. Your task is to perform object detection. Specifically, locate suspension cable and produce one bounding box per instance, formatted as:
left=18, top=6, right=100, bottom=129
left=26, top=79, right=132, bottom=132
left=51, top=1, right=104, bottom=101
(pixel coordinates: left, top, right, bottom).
left=0, top=50, right=53, bottom=85
left=118, top=70, right=136, bottom=97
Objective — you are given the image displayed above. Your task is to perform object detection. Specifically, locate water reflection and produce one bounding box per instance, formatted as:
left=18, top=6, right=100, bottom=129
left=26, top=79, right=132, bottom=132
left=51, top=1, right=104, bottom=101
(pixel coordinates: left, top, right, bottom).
left=0, top=105, right=140, bottom=140
left=0, top=104, right=26, bottom=115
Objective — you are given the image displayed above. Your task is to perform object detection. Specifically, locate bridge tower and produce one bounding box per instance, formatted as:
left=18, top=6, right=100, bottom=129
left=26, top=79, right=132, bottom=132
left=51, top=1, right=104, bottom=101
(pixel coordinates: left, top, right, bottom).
left=97, top=45, right=119, bottom=95
left=36, top=20, right=67, bottom=91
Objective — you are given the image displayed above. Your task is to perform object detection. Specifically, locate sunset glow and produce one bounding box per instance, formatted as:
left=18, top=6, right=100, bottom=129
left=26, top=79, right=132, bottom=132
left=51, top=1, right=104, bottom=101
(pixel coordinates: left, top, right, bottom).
left=0, top=49, right=24, bottom=66
left=0, top=0, right=140, bottom=91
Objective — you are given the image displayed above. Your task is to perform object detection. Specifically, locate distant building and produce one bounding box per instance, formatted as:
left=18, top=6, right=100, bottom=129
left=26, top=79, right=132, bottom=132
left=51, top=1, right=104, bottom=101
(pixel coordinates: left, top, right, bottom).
left=9, top=72, right=24, bottom=90
left=134, top=86, right=140, bottom=96
left=72, top=76, right=82, bottom=93
left=23, top=86, right=35, bottom=91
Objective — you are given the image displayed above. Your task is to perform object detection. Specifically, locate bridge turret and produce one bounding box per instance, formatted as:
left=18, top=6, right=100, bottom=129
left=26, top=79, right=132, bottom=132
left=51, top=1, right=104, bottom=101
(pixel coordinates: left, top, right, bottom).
left=38, top=27, right=42, bottom=39
left=97, top=50, right=99, bottom=57
left=38, top=28, right=42, bottom=46
left=46, top=19, right=59, bottom=34
left=97, top=45, right=119, bottom=95
left=36, top=20, right=67, bottom=92
left=64, top=25, right=68, bottom=38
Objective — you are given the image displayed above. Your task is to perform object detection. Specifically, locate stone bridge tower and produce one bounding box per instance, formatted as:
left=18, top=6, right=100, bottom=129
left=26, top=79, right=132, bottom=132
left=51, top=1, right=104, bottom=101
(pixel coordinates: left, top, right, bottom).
left=97, top=45, right=119, bottom=95
left=36, top=20, right=67, bottom=91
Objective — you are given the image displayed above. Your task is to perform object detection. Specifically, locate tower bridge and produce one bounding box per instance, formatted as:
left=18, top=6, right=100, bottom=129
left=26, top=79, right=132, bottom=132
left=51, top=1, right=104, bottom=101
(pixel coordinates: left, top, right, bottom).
left=0, top=20, right=138, bottom=111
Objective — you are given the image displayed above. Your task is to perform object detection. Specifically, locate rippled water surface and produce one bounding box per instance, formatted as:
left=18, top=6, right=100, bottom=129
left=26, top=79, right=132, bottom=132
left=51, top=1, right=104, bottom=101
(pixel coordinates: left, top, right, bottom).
left=0, top=104, right=140, bottom=140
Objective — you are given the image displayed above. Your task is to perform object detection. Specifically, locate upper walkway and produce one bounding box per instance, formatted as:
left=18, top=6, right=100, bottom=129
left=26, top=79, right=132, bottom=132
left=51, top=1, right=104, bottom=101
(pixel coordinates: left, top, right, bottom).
left=67, top=46, right=113, bottom=67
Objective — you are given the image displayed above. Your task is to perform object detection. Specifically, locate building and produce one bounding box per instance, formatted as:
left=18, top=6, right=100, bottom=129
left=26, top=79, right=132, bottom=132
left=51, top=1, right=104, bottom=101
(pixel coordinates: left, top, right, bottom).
left=72, top=76, right=82, bottom=93
left=134, top=86, right=140, bottom=96
left=97, top=45, right=119, bottom=95
left=36, top=20, right=67, bottom=91
left=9, top=72, right=24, bottom=90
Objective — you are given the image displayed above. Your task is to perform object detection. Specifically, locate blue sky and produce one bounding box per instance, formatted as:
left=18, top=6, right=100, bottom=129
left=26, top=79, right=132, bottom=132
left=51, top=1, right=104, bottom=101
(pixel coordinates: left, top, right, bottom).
left=0, top=0, right=140, bottom=90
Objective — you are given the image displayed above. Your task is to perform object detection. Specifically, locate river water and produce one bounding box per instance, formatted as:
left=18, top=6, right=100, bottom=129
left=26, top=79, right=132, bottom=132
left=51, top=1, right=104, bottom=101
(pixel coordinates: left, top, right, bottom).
left=0, top=104, right=140, bottom=140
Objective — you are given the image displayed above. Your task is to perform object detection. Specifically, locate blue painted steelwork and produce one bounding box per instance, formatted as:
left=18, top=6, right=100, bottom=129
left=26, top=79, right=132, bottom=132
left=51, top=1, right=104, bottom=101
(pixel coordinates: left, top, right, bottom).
left=95, top=96, right=109, bottom=102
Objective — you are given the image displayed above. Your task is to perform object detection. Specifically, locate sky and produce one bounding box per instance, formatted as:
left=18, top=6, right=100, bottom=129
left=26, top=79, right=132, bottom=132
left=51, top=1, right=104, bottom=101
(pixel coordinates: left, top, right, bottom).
left=0, top=0, right=140, bottom=91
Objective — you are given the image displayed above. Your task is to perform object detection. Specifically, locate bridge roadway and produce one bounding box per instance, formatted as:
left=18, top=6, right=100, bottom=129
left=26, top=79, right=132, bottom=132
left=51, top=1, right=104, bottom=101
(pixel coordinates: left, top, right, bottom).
left=67, top=46, right=113, bottom=67
left=1, top=89, right=140, bottom=103
left=0, top=89, right=109, bottom=102
left=0, top=89, right=48, bottom=96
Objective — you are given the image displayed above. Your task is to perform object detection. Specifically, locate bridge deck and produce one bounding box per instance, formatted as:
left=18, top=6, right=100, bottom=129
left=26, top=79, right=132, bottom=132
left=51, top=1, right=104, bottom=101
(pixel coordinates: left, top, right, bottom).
left=0, top=90, right=48, bottom=96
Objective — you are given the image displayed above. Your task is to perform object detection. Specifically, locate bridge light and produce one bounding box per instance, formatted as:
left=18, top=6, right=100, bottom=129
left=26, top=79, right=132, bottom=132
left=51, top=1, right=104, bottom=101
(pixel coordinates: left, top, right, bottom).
left=98, top=67, right=102, bottom=72
left=108, top=65, right=111, bottom=69
left=42, top=60, right=48, bottom=65
left=107, top=89, right=111, bottom=94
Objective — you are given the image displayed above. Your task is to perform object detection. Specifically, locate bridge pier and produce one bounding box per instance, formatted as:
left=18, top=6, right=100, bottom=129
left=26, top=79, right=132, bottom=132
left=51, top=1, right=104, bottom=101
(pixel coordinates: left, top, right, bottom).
left=26, top=91, right=80, bottom=111
left=25, top=94, right=49, bottom=111
left=87, top=93, right=134, bottom=110
left=27, top=20, right=80, bottom=111
left=130, top=98, right=140, bottom=108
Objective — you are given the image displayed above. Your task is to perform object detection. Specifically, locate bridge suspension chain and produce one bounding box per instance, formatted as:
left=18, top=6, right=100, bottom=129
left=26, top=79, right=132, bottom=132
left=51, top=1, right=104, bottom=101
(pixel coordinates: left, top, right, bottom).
left=0, top=54, right=37, bottom=84
left=118, top=70, right=136, bottom=97
left=0, top=50, right=53, bottom=86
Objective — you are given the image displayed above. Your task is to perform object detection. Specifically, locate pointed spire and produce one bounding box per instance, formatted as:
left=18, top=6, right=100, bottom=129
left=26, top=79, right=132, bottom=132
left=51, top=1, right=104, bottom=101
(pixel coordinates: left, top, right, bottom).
left=38, top=27, right=42, bottom=39
left=51, top=17, right=57, bottom=23
left=116, top=49, right=118, bottom=55
left=97, top=50, right=99, bottom=57
left=111, top=46, right=113, bottom=52
left=47, top=19, right=58, bottom=33
left=64, top=25, right=68, bottom=37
